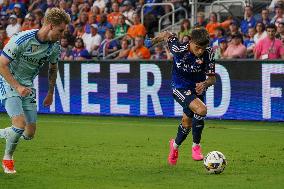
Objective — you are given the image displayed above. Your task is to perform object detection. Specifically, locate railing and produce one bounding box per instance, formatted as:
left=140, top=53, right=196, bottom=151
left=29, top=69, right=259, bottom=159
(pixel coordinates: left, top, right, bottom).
left=141, top=3, right=175, bottom=26
left=210, top=0, right=247, bottom=13
left=158, top=7, right=188, bottom=32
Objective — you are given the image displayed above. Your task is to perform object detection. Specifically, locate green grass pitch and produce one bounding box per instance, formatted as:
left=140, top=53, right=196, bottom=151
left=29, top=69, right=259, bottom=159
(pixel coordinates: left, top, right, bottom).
left=0, top=114, right=284, bottom=189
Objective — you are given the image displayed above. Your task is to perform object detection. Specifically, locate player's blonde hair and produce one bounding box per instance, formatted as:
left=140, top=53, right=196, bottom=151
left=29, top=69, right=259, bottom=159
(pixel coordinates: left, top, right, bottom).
left=43, top=8, right=70, bottom=26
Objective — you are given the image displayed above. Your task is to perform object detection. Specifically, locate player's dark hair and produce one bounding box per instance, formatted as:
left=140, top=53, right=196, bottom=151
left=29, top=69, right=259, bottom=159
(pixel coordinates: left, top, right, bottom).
left=190, top=27, right=210, bottom=47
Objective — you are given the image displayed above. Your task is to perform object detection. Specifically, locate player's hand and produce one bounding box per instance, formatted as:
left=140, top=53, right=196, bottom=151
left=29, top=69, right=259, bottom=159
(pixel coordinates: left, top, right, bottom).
left=195, top=82, right=206, bottom=95
left=43, top=93, right=53, bottom=107
left=16, top=85, right=32, bottom=97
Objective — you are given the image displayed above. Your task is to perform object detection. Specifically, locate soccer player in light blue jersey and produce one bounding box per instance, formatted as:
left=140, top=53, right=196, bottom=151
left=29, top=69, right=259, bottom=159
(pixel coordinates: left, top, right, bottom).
left=0, top=8, right=70, bottom=174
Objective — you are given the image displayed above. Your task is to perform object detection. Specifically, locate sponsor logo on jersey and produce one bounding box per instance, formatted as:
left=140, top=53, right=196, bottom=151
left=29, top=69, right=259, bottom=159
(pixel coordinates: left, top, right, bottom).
left=31, top=45, right=40, bottom=53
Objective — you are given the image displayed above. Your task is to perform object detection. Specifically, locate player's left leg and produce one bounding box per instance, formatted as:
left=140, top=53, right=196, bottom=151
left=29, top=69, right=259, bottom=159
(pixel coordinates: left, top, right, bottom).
left=21, top=88, right=37, bottom=141
left=22, top=110, right=37, bottom=140
left=188, top=96, right=207, bottom=161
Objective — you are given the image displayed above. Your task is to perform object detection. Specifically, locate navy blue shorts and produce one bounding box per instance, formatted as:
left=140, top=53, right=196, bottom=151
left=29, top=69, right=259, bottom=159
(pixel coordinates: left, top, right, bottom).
left=173, top=88, right=204, bottom=118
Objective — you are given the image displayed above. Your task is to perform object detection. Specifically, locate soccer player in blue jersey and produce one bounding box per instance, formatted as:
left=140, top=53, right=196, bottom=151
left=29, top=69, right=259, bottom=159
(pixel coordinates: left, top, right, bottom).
left=150, top=27, right=216, bottom=165
left=0, top=8, right=70, bottom=174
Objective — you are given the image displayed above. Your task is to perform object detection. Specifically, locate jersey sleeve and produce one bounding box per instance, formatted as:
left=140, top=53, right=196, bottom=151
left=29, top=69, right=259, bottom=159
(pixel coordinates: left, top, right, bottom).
left=49, top=42, right=61, bottom=64
left=167, top=35, right=188, bottom=57
left=205, top=47, right=215, bottom=76
left=2, top=34, right=22, bottom=61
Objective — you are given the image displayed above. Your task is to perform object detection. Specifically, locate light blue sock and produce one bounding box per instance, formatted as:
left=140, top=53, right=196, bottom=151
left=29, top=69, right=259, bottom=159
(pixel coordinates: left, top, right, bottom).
left=4, top=126, right=24, bottom=160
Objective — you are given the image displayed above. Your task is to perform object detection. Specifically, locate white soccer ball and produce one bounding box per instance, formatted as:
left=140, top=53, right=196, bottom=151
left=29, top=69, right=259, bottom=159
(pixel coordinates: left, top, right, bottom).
left=203, top=151, right=227, bottom=174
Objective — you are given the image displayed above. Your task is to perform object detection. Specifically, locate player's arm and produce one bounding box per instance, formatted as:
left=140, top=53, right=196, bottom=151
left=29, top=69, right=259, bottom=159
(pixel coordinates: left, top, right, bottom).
left=195, top=75, right=216, bottom=95
left=43, top=43, right=60, bottom=107
left=43, top=63, right=57, bottom=107
left=47, top=63, right=57, bottom=95
left=196, top=48, right=216, bottom=95
left=0, top=40, right=31, bottom=97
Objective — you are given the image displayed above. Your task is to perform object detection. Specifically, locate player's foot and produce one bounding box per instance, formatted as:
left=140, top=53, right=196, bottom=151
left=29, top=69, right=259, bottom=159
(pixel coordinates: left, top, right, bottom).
left=168, top=139, right=178, bottom=165
left=2, top=159, right=16, bottom=174
left=192, top=144, right=204, bottom=161
left=0, top=127, right=10, bottom=139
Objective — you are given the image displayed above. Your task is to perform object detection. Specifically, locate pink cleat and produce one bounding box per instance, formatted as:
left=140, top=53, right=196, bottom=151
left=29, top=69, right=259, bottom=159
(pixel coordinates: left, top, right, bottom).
left=168, top=139, right=178, bottom=165
left=192, top=145, right=204, bottom=161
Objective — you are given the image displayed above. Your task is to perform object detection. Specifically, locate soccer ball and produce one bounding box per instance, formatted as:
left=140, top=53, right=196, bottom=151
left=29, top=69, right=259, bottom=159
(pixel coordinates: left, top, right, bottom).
left=203, top=151, right=227, bottom=174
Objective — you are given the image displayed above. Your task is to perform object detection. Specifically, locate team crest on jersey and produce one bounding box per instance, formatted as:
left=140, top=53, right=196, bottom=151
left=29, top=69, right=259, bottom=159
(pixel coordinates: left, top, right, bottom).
left=31, top=45, right=40, bottom=53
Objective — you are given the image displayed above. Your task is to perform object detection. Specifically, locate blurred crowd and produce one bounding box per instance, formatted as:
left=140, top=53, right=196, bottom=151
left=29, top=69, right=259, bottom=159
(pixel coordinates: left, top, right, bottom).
left=0, top=0, right=283, bottom=60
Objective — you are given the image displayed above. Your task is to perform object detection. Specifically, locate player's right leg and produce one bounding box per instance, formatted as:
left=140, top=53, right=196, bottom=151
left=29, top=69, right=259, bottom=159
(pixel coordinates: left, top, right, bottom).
left=0, top=97, right=26, bottom=174
left=168, top=89, right=196, bottom=165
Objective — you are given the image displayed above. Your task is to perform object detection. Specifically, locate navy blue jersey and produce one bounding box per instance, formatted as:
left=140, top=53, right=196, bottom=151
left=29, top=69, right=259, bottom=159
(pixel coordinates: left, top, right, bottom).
left=167, top=35, right=215, bottom=91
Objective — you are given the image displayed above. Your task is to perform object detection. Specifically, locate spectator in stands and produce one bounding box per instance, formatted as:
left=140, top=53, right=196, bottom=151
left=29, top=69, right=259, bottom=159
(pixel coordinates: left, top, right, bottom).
left=60, top=37, right=73, bottom=61
left=195, top=12, right=207, bottom=27
left=6, top=14, right=21, bottom=37
left=210, top=26, right=225, bottom=51
left=0, top=30, right=9, bottom=47
left=244, top=27, right=256, bottom=58
left=97, top=13, right=113, bottom=38
left=82, top=24, right=102, bottom=55
left=126, top=13, right=146, bottom=39
left=33, top=9, right=44, bottom=28
left=63, top=24, right=76, bottom=46
left=223, top=33, right=246, bottom=59
left=98, top=28, right=119, bottom=57
left=115, top=39, right=130, bottom=59
left=28, top=0, right=48, bottom=12
left=268, top=0, right=282, bottom=12
left=214, top=38, right=228, bottom=59
left=206, top=12, right=231, bottom=38
left=178, top=19, right=191, bottom=42
left=13, top=3, right=24, bottom=23
left=128, top=36, right=151, bottom=59
left=1, top=0, right=13, bottom=16
left=258, top=9, right=270, bottom=27
left=227, top=20, right=240, bottom=42
left=75, top=12, right=89, bottom=34
left=121, top=0, right=135, bottom=26
left=254, top=24, right=284, bottom=59
left=93, top=0, right=106, bottom=14
left=254, top=22, right=267, bottom=44
left=276, top=19, right=284, bottom=43
left=115, top=15, right=129, bottom=38
left=72, top=37, right=92, bottom=60
left=59, top=0, right=71, bottom=15
left=21, top=13, right=38, bottom=31
left=0, top=16, right=8, bottom=30
left=143, top=0, right=164, bottom=38
left=271, top=1, right=284, bottom=27
left=240, top=5, right=256, bottom=35
left=46, top=0, right=55, bottom=12
left=152, top=44, right=167, bottom=60
left=107, top=2, right=122, bottom=27
left=73, top=23, right=85, bottom=38
left=70, top=3, right=80, bottom=22
left=85, top=12, right=98, bottom=34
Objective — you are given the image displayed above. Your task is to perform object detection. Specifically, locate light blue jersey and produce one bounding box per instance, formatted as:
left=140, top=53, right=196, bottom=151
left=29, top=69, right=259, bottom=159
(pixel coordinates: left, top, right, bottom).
left=0, top=29, right=60, bottom=99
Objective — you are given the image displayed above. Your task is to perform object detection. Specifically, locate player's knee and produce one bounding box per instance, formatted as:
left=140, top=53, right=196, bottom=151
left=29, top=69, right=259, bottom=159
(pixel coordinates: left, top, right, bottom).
left=195, top=106, right=207, bottom=116
left=182, top=117, right=192, bottom=128
left=12, top=115, right=27, bottom=129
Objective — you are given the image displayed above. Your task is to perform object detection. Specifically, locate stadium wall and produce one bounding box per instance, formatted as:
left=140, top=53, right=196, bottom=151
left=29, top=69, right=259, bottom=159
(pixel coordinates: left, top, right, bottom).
left=0, top=60, right=283, bottom=121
